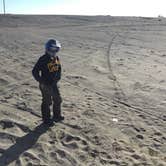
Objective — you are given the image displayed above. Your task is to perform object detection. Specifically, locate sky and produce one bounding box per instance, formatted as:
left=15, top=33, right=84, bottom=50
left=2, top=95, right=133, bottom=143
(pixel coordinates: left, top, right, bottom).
left=0, top=0, right=166, bottom=17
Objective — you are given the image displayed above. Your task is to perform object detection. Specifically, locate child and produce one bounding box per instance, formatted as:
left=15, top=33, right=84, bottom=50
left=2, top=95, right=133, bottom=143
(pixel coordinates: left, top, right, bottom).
left=32, top=39, right=64, bottom=125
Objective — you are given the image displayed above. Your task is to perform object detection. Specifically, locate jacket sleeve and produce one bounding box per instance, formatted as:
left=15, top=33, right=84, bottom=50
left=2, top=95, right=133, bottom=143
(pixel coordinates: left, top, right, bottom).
left=32, top=58, right=43, bottom=83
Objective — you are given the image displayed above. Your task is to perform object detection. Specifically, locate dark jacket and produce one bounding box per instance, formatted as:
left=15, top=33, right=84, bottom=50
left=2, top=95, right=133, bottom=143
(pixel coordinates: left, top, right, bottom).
left=32, top=53, right=61, bottom=85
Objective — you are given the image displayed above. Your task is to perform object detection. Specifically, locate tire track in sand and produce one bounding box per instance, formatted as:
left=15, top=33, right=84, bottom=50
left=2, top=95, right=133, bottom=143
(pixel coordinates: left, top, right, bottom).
left=106, top=32, right=127, bottom=101
left=105, top=31, right=164, bottom=121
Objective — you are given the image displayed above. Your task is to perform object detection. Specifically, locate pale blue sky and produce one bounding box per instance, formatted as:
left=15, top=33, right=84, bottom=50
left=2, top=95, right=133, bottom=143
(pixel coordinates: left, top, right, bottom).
left=1, top=0, right=166, bottom=17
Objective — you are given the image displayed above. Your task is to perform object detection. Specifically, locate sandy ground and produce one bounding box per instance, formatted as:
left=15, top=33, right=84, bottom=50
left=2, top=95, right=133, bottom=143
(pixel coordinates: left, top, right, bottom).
left=0, top=15, right=166, bottom=166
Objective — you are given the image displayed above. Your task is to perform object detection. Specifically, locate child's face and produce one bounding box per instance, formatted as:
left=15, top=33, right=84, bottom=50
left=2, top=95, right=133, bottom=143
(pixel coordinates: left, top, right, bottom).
left=47, top=50, right=59, bottom=58
left=46, top=47, right=60, bottom=58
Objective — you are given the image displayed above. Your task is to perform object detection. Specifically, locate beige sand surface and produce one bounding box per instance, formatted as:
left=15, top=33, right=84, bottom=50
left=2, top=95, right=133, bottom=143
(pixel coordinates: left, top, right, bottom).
left=0, top=15, right=166, bottom=166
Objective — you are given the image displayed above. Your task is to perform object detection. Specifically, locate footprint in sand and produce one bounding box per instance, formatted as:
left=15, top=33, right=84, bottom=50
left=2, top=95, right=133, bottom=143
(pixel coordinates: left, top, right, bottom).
left=154, top=132, right=162, bottom=136
left=55, top=149, right=78, bottom=165
left=98, top=97, right=107, bottom=102
left=0, top=78, right=9, bottom=86
left=162, top=115, right=166, bottom=121
left=60, top=133, right=88, bottom=151
left=131, top=153, right=142, bottom=160
left=138, top=114, right=146, bottom=119
left=140, top=128, right=146, bottom=132
left=20, top=151, right=41, bottom=164
left=0, top=119, right=31, bottom=132
left=85, top=94, right=93, bottom=101
left=133, top=126, right=146, bottom=133
left=148, top=147, right=159, bottom=157
left=133, top=127, right=141, bottom=133
left=136, top=134, right=144, bottom=140
left=109, top=160, right=121, bottom=165
left=0, top=132, right=18, bottom=145
left=66, top=75, right=87, bottom=81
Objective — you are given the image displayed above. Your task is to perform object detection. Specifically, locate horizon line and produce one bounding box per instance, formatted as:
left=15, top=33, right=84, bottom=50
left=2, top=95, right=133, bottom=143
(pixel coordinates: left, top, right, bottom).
left=0, top=13, right=165, bottom=19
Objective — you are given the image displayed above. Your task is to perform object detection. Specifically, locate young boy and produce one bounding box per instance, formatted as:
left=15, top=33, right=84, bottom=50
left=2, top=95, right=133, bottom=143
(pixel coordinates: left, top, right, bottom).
left=32, top=39, right=64, bottom=125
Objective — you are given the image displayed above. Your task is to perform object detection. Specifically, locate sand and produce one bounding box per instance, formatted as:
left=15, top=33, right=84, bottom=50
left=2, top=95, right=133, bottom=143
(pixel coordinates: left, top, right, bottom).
left=0, top=15, right=166, bottom=166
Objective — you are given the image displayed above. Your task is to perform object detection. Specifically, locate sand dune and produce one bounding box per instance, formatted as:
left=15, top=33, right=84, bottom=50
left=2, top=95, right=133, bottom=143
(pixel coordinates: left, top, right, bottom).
left=0, top=15, right=166, bottom=165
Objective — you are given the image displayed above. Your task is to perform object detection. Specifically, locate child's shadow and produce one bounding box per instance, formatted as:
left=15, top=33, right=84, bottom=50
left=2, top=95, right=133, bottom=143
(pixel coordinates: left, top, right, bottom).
left=0, top=123, right=50, bottom=166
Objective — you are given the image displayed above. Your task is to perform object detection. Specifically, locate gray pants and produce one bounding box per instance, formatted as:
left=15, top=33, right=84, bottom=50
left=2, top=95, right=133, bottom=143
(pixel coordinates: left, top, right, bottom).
left=39, top=83, right=62, bottom=122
